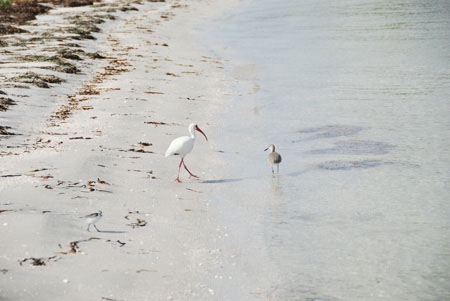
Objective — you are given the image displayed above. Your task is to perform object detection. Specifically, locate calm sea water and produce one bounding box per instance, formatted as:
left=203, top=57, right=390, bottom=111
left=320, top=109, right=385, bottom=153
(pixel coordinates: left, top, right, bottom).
left=202, top=0, right=450, bottom=299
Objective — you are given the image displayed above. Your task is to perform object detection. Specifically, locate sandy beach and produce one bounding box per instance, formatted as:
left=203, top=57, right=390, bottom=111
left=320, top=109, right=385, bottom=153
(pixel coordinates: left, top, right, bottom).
left=3, top=1, right=450, bottom=300
left=1, top=0, right=278, bottom=300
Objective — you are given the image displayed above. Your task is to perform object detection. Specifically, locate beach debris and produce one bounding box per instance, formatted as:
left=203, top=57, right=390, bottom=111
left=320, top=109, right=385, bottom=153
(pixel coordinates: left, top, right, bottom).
left=97, top=178, right=110, bottom=185
left=41, top=174, right=54, bottom=180
left=128, top=148, right=154, bottom=154
left=185, top=188, right=203, bottom=193
left=127, top=218, right=147, bottom=228
left=19, top=256, right=60, bottom=266
left=138, top=142, right=152, bottom=147
left=0, top=174, right=21, bottom=178
left=79, top=85, right=100, bottom=95
left=136, top=269, right=154, bottom=273
left=120, top=5, right=138, bottom=12
left=0, top=24, right=28, bottom=35
left=64, top=0, right=94, bottom=8
left=69, top=241, right=80, bottom=253
left=0, top=97, right=16, bottom=111
left=69, top=136, right=92, bottom=140
left=124, top=210, right=142, bottom=220
left=144, top=91, right=164, bottom=95
left=57, top=48, right=84, bottom=60
left=50, top=95, right=84, bottom=122
left=86, top=52, right=106, bottom=59
left=9, top=72, right=64, bottom=89
left=21, top=54, right=81, bottom=74
left=58, top=237, right=100, bottom=255
left=144, top=121, right=169, bottom=126
left=0, top=126, right=16, bottom=136
left=67, top=179, right=113, bottom=193
left=67, top=27, right=96, bottom=40
left=0, top=0, right=99, bottom=34
left=106, top=239, right=126, bottom=247
left=102, top=297, right=123, bottom=301
left=30, top=168, right=48, bottom=172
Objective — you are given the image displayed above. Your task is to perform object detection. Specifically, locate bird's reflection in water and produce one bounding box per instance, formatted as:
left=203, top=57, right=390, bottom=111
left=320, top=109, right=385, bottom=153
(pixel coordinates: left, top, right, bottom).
left=270, top=175, right=284, bottom=199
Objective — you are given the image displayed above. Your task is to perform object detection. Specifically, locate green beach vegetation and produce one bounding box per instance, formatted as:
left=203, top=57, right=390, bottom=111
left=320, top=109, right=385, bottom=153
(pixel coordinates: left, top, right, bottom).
left=0, top=0, right=13, bottom=8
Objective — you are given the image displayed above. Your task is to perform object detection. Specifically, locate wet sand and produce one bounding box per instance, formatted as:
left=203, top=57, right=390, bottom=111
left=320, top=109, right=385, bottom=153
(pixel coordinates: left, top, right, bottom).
left=0, top=0, right=279, bottom=299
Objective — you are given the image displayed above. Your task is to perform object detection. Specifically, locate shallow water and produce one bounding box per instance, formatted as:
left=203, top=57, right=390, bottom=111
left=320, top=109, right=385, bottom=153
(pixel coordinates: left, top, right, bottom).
left=202, top=0, right=450, bottom=299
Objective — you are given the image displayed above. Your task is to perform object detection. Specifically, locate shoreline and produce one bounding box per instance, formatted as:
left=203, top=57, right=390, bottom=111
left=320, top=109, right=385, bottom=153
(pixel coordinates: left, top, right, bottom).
left=0, top=0, right=279, bottom=299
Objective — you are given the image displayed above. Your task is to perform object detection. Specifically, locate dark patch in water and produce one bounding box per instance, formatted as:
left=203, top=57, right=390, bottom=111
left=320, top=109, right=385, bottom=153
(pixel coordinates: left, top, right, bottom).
left=270, top=285, right=340, bottom=301
left=308, top=139, right=394, bottom=155
left=317, top=160, right=386, bottom=170
left=294, top=125, right=363, bottom=142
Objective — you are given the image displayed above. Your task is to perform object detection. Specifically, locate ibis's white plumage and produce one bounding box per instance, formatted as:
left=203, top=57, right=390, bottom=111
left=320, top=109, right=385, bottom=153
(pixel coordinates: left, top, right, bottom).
left=165, top=135, right=195, bottom=158
left=165, top=123, right=208, bottom=182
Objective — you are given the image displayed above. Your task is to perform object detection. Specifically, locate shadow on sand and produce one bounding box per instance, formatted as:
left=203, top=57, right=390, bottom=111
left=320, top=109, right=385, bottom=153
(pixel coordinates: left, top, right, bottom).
left=96, top=230, right=127, bottom=234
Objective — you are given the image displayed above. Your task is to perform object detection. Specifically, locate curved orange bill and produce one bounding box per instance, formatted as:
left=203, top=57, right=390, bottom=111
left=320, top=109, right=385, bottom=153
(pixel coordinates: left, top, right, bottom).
left=196, top=127, right=208, bottom=141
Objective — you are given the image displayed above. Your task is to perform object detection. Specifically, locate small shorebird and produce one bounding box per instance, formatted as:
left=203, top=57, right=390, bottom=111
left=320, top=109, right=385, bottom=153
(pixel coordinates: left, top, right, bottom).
left=165, top=123, right=208, bottom=182
left=81, top=210, right=102, bottom=232
left=264, top=144, right=282, bottom=174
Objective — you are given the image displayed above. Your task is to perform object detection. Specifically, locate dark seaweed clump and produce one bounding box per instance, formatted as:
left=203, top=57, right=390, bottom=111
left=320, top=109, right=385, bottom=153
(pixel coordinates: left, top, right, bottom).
left=0, top=97, right=16, bottom=111
left=0, top=125, right=16, bottom=135
left=0, top=0, right=101, bottom=35
left=22, top=54, right=81, bottom=74
left=10, top=72, right=65, bottom=88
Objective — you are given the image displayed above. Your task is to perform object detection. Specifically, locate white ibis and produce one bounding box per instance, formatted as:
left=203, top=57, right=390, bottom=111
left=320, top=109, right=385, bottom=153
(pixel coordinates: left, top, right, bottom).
left=81, top=210, right=102, bottom=232
left=264, top=144, right=282, bottom=174
left=165, top=123, right=208, bottom=182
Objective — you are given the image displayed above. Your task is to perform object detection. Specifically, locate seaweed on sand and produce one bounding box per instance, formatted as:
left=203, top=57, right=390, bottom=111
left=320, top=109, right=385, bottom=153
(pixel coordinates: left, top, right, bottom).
left=0, top=97, right=16, bottom=111
left=22, top=54, right=81, bottom=73
left=0, top=125, right=16, bottom=135
left=10, top=71, right=64, bottom=88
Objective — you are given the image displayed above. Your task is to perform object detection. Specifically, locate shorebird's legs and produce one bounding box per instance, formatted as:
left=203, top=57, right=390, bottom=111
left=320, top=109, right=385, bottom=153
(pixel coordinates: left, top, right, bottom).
left=182, top=159, right=198, bottom=178
left=175, top=159, right=183, bottom=182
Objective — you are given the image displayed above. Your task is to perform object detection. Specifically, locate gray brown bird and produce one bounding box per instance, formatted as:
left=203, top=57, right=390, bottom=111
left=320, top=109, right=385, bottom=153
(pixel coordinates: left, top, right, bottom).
left=264, top=144, right=282, bottom=174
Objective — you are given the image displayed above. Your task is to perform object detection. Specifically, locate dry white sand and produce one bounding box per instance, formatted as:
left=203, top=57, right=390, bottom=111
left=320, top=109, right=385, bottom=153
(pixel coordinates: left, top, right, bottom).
left=0, top=0, right=278, bottom=300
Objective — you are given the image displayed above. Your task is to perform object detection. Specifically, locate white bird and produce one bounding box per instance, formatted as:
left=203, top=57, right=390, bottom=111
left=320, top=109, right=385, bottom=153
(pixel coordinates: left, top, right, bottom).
left=264, top=144, right=282, bottom=174
left=165, top=123, right=208, bottom=182
left=81, top=210, right=102, bottom=232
